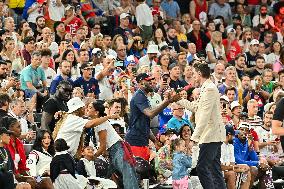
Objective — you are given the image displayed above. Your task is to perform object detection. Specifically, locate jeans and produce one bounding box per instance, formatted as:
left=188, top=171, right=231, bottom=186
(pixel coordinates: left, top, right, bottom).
left=108, top=141, right=139, bottom=189
left=196, top=142, right=226, bottom=189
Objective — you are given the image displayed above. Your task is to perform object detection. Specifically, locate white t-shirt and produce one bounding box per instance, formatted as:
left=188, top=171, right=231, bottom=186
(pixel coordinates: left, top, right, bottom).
left=254, top=126, right=277, bottom=156
left=27, top=2, right=44, bottom=23
left=221, top=142, right=235, bottom=166
left=266, top=53, right=279, bottom=65
left=95, top=65, right=113, bottom=100
left=135, top=3, right=153, bottom=27
left=42, top=67, right=56, bottom=87
left=94, top=121, right=122, bottom=149
left=48, top=0, right=65, bottom=21
left=56, top=114, right=89, bottom=156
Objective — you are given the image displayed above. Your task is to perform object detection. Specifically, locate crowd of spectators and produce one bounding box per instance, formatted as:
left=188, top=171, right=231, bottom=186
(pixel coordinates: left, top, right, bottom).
left=0, top=0, right=284, bottom=188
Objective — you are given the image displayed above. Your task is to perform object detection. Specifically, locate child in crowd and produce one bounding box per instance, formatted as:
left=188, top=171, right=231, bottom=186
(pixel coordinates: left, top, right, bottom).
left=76, top=146, right=96, bottom=178
left=171, top=138, right=192, bottom=189
left=50, top=138, right=88, bottom=189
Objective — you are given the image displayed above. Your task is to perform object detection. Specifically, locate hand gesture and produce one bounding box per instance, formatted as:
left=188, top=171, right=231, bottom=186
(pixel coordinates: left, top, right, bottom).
left=109, top=113, right=120, bottom=119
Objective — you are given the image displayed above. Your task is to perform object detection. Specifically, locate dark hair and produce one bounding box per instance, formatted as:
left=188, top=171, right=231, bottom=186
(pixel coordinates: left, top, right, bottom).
left=271, top=41, right=282, bottom=53
left=62, top=49, right=77, bottom=66
left=108, top=98, right=121, bottom=108
left=32, top=129, right=55, bottom=156
left=179, top=124, right=193, bottom=139
left=225, top=87, right=236, bottom=95
left=0, top=93, right=11, bottom=108
left=171, top=138, right=185, bottom=152
left=278, top=69, right=284, bottom=76
left=193, top=63, right=210, bottom=78
left=92, top=101, right=107, bottom=117
left=256, top=56, right=265, bottom=62
left=235, top=54, right=246, bottom=61
left=23, top=36, right=35, bottom=44
left=0, top=116, right=18, bottom=130
left=0, top=60, right=7, bottom=66
left=36, top=16, right=45, bottom=23
left=40, top=48, right=52, bottom=57
left=54, top=138, right=69, bottom=152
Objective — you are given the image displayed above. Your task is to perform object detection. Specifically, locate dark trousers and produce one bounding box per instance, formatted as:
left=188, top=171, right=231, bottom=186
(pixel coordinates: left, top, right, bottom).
left=196, top=142, right=226, bottom=189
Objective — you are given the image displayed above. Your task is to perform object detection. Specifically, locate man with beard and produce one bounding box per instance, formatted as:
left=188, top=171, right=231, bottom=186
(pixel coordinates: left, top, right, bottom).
left=73, top=27, right=86, bottom=50
left=252, top=4, right=274, bottom=28
left=165, top=28, right=180, bottom=53
left=176, top=52, right=187, bottom=76
left=234, top=54, right=246, bottom=79
left=176, top=63, right=226, bottom=189
left=125, top=73, right=180, bottom=161
left=221, top=125, right=251, bottom=189
left=34, top=16, right=46, bottom=41
left=50, top=60, right=73, bottom=94
left=41, top=80, right=73, bottom=132
left=211, top=63, right=225, bottom=85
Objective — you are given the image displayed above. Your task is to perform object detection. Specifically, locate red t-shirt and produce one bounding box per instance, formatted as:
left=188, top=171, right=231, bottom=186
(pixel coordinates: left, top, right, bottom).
left=61, top=17, right=83, bottom=35
left=223, top=39, right=241, bottom=62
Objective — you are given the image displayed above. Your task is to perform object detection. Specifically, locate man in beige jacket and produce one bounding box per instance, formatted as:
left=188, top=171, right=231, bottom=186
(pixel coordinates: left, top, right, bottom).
left=177, top=63, right=226, bottom=189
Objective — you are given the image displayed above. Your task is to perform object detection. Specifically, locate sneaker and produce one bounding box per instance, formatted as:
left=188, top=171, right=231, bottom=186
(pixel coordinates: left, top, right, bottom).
left=273, top=179, right=284, bottom=184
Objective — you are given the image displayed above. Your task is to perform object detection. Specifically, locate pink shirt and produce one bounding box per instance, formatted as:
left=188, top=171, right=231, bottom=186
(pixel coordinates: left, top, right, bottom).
left=273, top=60, right=284, bottom=73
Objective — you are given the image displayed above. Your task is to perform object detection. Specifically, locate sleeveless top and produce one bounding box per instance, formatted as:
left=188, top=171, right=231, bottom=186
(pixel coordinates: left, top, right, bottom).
left=194, top=0, right=207, bottom=19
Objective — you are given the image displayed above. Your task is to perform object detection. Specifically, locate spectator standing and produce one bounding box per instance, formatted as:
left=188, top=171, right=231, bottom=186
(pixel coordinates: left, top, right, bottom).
left=160, top=0, right=180, bottom=19
left=74, top=63, right=100, bottom=98
left=135, top=0, right=153, bottom=41
left=208, top=0, right=232, bottom=24
left=189, top=0, right=208, bottom=21
left=27, top=0, right=45, bottom=30
left=177, top=63, right=226, bottom=189
left=46, top=0, right=64, bottom=29
left=125, top=73, right=180, bottom=161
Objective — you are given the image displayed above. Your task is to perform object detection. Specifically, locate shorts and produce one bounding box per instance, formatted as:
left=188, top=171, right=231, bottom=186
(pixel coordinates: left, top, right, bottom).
left=130, top=145, right=150, bottom=161
left=140, top=25, right=153, bottom=41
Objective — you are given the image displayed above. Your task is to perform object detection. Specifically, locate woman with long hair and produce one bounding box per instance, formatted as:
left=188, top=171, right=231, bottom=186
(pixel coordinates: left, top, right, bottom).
left=206, top=31, right=227, bottom=64
left=91, top=35, right=105, bottom=52
left=267, top=41, right=282, bottom=65
left=233, top=23, right=243, bottom=41
left=0, top=37, right=24, bottom=73
left=157, top=54, right=170, bottom=73
left=27, top=129, right=55, bottom=177
left=149, top=28, right=167, bottom=48
left=91, top=101, right=139, bottom=188
left=273, top=49, right=284, bottom=73
left=111, top=34, right=124, bottom=50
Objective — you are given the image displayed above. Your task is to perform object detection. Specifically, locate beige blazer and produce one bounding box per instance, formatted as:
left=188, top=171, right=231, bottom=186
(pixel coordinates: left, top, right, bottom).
left=178, top=79, right=226, bottom=144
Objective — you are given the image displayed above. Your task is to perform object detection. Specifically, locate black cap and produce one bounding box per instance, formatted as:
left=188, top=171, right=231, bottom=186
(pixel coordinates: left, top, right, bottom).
left=225, top=125, right=235, bottom=136
left=81, top=63, right=92, bottom=70
left=0, top=127, right=13, bottom=135
left=233, top=14, right=241, bottom=21
left=160, top=45, right=171, bottom=51
left=136, top=73, right=154, bottom=83
left=164, top=128, right=177, bottom=135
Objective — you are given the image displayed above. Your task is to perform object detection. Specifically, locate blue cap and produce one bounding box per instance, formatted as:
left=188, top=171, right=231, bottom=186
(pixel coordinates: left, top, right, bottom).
left=225, top=125, right=235, bottom=136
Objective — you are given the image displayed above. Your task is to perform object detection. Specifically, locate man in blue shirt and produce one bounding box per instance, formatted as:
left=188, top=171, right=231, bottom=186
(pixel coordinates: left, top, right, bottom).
left=50, top=60, right=73, bottom=95
left=167, top=102, right=191, bottom=132
left=20, top=51, right=47, bottom=98
left=160, top=0, right=181, bottom=19
left=74, top=63, right=100, bottom=98
left=125, top=73, right=180, bottom=161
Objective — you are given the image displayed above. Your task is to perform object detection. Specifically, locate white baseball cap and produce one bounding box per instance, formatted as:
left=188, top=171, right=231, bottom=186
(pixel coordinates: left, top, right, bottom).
left=120, top=13, right=130, bottom=20
left=238, top=122, right=250, bottom=129
left=230, top=101, right=241, bottom=110
left=250, top=39, right=259, bottom=46
left=220, top=95, right=229, bottom=102
left=67, top=97, right=85, bottom=113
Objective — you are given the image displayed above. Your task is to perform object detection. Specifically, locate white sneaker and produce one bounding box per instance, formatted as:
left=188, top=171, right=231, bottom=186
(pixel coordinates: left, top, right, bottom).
left=273, top=179, right=284, bottom=184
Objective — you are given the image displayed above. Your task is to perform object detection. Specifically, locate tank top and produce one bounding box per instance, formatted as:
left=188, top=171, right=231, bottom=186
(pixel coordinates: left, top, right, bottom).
left=194, top=0, right=207, bottom=19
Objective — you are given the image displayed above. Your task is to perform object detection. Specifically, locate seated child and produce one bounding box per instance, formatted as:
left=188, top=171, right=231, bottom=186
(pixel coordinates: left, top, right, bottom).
left=76, top=146, right=96, bottom=178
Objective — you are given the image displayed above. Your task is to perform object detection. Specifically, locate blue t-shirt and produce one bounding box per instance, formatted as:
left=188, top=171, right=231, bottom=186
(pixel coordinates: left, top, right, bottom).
left=49, top=75, right=74, bottom=95
left=125, top=89, right=151, bottom=146
left=160, top=0, right=180, bottom=19
left=167, top=117, right=191, bottom=132
left=20, top=65, right=46, bottom=91
left=73, top=77, right=100, bottom=96
left=158, top=107, right=173, bottom=133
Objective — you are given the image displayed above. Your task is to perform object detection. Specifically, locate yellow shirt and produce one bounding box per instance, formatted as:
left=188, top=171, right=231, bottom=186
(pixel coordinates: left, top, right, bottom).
left=176, top=33, right=187, bottom=43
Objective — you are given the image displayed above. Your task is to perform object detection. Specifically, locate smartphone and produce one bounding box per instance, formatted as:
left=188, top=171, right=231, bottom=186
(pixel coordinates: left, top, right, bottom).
left=114, top=61, right=124, bottom=67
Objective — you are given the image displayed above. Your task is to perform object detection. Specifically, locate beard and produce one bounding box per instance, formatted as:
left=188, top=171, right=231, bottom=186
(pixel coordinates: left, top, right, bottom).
left=0, top=73, right=7, bottom=79
left=144, top=85, right=154, bottom=93
left=228, top=139, right=234, bottom=144
left=260, top=13, right=267, bottom=17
